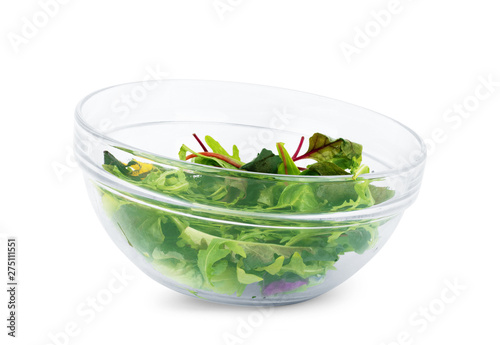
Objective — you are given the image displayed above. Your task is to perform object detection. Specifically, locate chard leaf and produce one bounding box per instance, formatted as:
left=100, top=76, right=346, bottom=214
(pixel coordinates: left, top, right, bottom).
left=240, top=149, right=282, bottom=174
left=300, top=162, right=349, bottom=176
left=296, top=133, right=362, bottom=171
left=179, top=144, right=239, bottom=169
left=276, top=143, right=300, bottom=175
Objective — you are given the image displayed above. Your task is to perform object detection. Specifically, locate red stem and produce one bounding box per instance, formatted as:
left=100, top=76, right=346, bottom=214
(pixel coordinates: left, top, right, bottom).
left=294, top=138, right=342, bottom=162
left=192, top=133, right=208, bottom=152
left=292, top=136, right=305, bottom=160
left=185, top=152, right=242, bottom=168
left=294, top=147, right=322, bottom=161
left=298, top=167, right=306, bottom=171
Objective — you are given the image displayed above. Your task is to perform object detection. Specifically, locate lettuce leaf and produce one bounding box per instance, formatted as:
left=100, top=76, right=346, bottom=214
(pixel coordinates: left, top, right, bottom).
left=98, top=130, right=396, bottom=298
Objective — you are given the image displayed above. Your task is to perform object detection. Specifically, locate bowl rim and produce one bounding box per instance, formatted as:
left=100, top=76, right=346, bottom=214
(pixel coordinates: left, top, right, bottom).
left=75, top=79, right=427, bottom=182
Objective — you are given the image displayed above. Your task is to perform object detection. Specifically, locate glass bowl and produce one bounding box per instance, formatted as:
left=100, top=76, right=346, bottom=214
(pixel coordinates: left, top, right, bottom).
left=74, top=80, right=426, bottom=306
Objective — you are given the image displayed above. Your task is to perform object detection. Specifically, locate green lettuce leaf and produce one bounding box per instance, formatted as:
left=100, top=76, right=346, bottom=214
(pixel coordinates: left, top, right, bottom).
left=278, top=252, right=329, bottom=279
left=330, top=180, right=375, bottom=212
left=273, top=184, right=320, bottom=212
left=197, top=239, right=231, bottom=286
left=106, top=200, right=165, bottom=256
left=210, top=266, right=246, bottom=296
left=240, top=149, right=282, bottom=174
left=151, top=258, right=204, bottom=289
left=236, top=266, right=263, bottom=284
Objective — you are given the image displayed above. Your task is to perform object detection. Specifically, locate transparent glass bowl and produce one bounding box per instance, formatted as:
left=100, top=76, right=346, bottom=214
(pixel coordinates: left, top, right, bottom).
left=74, top=80, right=426, bottom=306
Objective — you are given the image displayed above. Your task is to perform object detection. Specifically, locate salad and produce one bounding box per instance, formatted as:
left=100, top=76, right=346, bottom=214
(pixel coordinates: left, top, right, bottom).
left=99, top=133, right=394, bottom=298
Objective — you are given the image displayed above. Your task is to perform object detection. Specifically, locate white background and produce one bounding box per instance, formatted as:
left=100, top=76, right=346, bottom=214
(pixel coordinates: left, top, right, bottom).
left=1, top=1, right=499, bottom=344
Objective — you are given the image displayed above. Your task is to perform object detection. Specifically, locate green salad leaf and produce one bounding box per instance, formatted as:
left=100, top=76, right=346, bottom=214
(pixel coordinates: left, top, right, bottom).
left=240, top=149, right=282, bottom=174
left=300, top=162, right=350, bottom=176
left=205, top=135, right=241, bottom=161
left=276, top=143, right=300, bottom=175
left=294, top=133, right=363, bottom=172
left=197, top=239, right=231, bottom=286
left=98, top=132, right=396, bottom=298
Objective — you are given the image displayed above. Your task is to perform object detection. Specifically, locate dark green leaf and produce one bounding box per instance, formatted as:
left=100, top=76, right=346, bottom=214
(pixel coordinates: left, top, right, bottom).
left=296, top=133, right=363, bottom=171
left=300, top=162, right=349, bottom=176
left=240, top=149, right=282, bottom=174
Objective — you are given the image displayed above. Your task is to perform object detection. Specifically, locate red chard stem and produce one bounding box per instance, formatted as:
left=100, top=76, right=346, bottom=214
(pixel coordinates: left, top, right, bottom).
left=292, top=136, right=305, bottom=160
left=192, top=133, right=208, bottom=152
